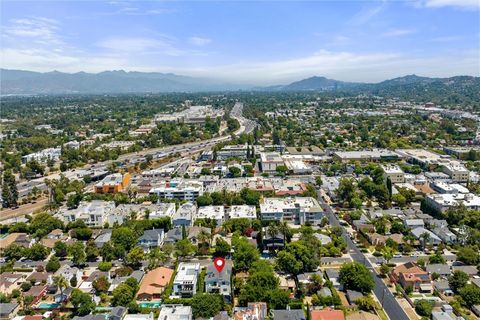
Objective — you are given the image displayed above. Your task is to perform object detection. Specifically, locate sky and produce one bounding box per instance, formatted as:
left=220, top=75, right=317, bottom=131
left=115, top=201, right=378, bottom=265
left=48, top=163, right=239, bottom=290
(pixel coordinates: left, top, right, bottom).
left=1, top=0, right=479, bottom=85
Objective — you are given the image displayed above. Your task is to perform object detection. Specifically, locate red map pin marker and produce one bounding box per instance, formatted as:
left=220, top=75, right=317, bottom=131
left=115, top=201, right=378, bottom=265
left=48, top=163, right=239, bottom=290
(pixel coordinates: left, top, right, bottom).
left=214, top=257, right=225, bottom=273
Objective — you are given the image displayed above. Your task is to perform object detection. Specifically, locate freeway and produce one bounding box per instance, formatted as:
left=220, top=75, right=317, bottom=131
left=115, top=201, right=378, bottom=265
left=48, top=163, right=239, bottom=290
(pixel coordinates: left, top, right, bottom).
left=317, top=190, right=409, bottom=320
left=3, top=102, right=257, bottom=220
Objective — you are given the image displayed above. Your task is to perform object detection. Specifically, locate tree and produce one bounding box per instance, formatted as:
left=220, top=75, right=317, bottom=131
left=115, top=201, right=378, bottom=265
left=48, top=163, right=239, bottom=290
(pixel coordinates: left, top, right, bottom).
left=111, top=227, right=137, bottom=252
left=457, top=246, right=480, bottom=265
left=233, top=237, right=260, bottom=271
left=54, top=241, right=68, bottom=258
left=448, top=270, right=469, bottom=293
left=69, top=242, right=86, bottom=266
left=83, top=244, right=98, bottom=264
left=29, top=212, right=64, bottom=238
left=380, top=264, right=392, bottom=278
left=2, top=170, right=18, bottom=208
left=98, top=261, right=113, bottom=272
left=26, top=243, right=50, bottom=261
left=46, top=256, right=61, bottom=272
left=70, top=289, right=95, bottom=316
left=93, top=276, right=110, bottom=295
left=101, top=241, right=115, bottom=262
left=415, top=299, right=433, bottom=317
left=53, top=275, right=69, bottom=303
left=339, top=262, right=374, bottom=294
left=267, top=289, right=290, bottom=309
left=420, top=232, right=431, bottom=249
left=229, top=166, right=242, bottom=178
left=175, top=239, right=196, bottom=258
left=428, top=252, right=445, bottom=264
left=357, top=295, right=376, bottom=312
left=459, top=284, right=480, bottom=307
left=126, top=246, right=145, bottom=268
left=3, top=243, right=25, bottom=261
left=381, top=246, right=394, bottom=264
left=147, top=247, right=167, bottom=270
left=276, top=251, right=303, bottom=276
left=191, top=294, right=224, bottom=319
left=315, top=176, right=323, bottom=187
left=214, top=238, right=231, bottom=257
left=112, top=283, right=135, bottom=306
left=70, top=275, right=78, bottom=287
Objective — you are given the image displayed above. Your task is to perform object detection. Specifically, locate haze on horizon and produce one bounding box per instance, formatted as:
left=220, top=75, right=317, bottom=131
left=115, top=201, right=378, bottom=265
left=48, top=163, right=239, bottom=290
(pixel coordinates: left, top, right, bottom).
left=1, top=0, right=479, bottom=85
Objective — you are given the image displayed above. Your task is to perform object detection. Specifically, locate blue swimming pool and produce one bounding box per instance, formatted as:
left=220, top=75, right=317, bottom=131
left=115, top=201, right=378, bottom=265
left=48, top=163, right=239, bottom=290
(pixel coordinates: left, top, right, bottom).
left=138, top=301, right=161, bottom=309
left=37, top=303, right=60, bottom=309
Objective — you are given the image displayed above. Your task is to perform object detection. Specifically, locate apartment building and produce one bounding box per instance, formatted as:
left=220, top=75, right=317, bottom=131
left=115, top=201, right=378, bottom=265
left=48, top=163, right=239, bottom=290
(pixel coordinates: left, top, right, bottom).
left=94, top=173, right=130, bottom=194
left=260, top=152, right=284, bottom=173
left=149, top=181, right=203, bottom=201
left=259, top=197, right=323, bottom=225
left=205, top=260, right=232, bottom=301
left=60, top=200, right=121, bottom=227
left=173, top=203, right=196, bottom=227
left=381, top=164, right=405, bottom=183
left=195, top=206, right=225, bottom=226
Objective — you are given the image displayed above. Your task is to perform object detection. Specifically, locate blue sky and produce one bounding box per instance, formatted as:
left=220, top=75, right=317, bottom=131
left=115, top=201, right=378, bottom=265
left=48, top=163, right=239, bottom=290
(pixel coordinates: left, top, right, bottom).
left=1, top=0, right=479, bottom=84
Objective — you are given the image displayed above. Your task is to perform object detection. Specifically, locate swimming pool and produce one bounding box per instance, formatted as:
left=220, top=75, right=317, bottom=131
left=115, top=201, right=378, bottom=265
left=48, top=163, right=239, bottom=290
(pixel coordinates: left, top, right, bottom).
left=138, top=301, right=161, bottom=309
left=37, top=303, right=60, bottom=309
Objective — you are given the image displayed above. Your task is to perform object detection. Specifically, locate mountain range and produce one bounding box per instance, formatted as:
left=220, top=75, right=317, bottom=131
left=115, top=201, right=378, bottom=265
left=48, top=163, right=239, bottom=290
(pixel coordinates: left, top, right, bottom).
left=1, top=69, right=479, bottom=104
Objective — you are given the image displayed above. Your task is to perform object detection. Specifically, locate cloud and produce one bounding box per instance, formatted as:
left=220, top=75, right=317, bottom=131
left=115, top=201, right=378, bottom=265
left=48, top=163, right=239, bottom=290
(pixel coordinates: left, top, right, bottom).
left=349, top=1, right=387, bottom=25
left=416, top=0, right=479, bottom=9
left=188, top=37, right=212, bottom=46
left=2, top=17, right=63, bottom=45
left=382, top=29, right=416, bottom=37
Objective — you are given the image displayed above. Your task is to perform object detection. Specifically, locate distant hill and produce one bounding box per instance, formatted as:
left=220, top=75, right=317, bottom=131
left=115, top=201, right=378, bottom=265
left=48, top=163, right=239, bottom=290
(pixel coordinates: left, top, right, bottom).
left=1, top=69, right=478, bottom=105
left=0, top=69, right=248, bottom=94
left=264, top=76, right=358, bottom=91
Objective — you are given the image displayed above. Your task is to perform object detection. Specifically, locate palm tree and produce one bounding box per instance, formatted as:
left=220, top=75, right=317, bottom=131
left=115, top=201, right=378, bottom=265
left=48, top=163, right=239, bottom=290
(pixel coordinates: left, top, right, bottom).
left=421, top=232, right=431, bottom=250
left=278, top=221, right=290, bottom=245
left=198, top=229, right=211, bottom=247
left=267, top=224, right=279, bottom=251
left=53, top=275, right=69, bottom=304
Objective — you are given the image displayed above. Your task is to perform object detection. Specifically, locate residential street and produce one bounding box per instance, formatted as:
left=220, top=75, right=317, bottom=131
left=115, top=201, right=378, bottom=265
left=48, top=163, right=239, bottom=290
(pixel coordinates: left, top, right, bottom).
left=317, top=191, right=410, bottom=320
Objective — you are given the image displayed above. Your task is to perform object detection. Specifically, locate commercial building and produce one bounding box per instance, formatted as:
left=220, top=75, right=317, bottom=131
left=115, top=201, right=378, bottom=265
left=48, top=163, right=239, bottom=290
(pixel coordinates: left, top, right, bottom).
left=441, top=162, right=469, bottom=182
left=260, top=152, right=284, bottom=173
left=149, top=181, right=203, bottom=201
left=425, top=193, right=480, bottom=212
left=283, top=159, right=312, bottom=175
left=171, top=263, right=200, bottom=298
left=381, top=164, right=405, bottom=183
left=217, top=144, right=249, bottom=160
left=333, top=149, right=400, bottom=163
left=94, top=173, right=130, bottom=194
left=260, top=197, right=323, bottom=225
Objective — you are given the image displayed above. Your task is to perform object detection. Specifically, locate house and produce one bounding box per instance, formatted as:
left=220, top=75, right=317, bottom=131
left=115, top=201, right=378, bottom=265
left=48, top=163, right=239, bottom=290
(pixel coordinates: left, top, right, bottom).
left=205, top=260, right=232, bottom=301
left=411, top=227, right=442, bottom=246
left=310, top=308, right=345, bottom=320
left=24, top=285, right=48, bottom=305
left=110, top=307, right=128, bottom=320
left=390, top=262, right=431, bottom=292
left=54, top=287, right=73, bottom=303
left=324, top=269, right=342, bottom=290
left=271, top=310, right=306, bottom=320
left=26, top=272, right=49, bottom=285
left=404, top=219, right=424, bottom=229
left=433, top=228, right=457, bottom=244
left=158, top=304, right=192, bottom=320
left=234, top=302, right=268, bottom=320
left=55, top=264, right=82, bottom=285
left=346, top=290, right=364, bottom=305
left=171, top=263, right=200, bottom=298
left=297, top=271, right=323, bottom=285
left=136, top=267, right=174, bottom=301
left=431, top=312, right=455, bottom=320
left=0, top=233, right=30, bottom=249
left=94, top=229, right=112, bottom=248
left=426, top=264, right=451, bottom=277
left=451, top=265, right=478, bottom=276
left=0, top=303, right=19, bottom=319
left=173, top=203, right=196, bottom=227
left=187, top=226, right=211, bottom=245
left=263, top=230, right=285, bottom=249
left=138, top=229, right=165, bottom=251
left=0, top=273, right=25, bottom=295
left=346, top=312, right=380, bottom=320
left=433, top=280, right=454, bottom=296
left=164, top=228, right=183, bottom=244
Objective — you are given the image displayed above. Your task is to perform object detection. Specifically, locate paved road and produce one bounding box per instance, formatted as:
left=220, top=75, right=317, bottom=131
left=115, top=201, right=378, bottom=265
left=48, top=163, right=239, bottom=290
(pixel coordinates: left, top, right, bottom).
left=317, top=191, right=409, bottom=320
